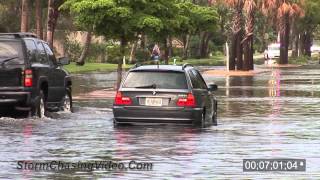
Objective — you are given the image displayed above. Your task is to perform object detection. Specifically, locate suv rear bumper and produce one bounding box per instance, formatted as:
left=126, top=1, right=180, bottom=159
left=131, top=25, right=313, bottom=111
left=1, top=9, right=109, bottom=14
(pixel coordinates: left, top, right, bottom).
left=113, top=106, right=202, bottom=124
left=0, top=91, right=31, bottom=106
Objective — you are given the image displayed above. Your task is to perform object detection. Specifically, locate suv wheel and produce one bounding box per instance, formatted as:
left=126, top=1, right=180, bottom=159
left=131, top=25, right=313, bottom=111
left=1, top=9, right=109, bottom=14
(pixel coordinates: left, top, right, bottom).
left=62, top=88, right=73, bottom=113
left=196, top=111, right=206, bottom=128
left=32, top=90, right=46, bottom=118
left=201, top=112, right=206, bottom=127
left=212, top=102, right=218, bottom=126
left=212, top=111, right=218, bottom=126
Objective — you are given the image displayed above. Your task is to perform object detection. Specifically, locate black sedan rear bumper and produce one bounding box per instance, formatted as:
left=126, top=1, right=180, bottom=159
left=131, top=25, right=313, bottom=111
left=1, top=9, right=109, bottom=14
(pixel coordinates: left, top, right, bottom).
left=113, top=106, right=203, bottom=124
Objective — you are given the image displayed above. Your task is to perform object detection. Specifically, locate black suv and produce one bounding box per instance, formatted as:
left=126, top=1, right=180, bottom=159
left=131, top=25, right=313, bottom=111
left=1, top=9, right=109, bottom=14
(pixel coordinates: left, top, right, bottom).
left=113, top=64, right=218, bottom=127
left=0, top=33, right=72, bottom=117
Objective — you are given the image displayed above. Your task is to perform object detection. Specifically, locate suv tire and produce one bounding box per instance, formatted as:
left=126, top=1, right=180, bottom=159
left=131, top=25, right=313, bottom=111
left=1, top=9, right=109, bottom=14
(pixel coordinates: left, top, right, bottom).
left=212, top=102, right=218, bottom=126
left=32, top=90, right=46, bottom=118
left=62, top=88, right=73, bottom=113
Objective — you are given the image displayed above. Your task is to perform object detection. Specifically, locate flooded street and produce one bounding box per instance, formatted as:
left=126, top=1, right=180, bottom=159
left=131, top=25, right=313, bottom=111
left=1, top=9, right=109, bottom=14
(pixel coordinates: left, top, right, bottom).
left=1, top=66, right=320, bottom=179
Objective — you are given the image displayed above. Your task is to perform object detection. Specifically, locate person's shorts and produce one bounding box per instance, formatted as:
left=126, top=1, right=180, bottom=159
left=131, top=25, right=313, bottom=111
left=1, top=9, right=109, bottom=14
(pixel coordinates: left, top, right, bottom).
left=153, top=55, right=159, bottom=60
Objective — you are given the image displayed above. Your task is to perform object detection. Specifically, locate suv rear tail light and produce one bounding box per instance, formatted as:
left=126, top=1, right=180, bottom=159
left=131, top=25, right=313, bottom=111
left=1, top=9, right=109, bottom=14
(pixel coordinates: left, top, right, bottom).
left=177, top=93, right=196, bottom=107
left=114, top=91, right=132, bottom=105
left=24, top=69, right=33, bottom=87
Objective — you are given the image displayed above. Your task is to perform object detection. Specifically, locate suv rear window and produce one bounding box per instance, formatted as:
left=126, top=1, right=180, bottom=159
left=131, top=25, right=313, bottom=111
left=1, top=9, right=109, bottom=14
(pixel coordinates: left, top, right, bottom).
left=123, top=71, right=188, bottom=89
left=0, top=40, right=24, bottom=64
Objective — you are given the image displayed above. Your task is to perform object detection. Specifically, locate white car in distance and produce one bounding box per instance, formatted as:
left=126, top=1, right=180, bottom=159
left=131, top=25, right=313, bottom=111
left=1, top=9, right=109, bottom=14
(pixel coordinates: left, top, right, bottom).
left=264, top=43, right=280, bottom=60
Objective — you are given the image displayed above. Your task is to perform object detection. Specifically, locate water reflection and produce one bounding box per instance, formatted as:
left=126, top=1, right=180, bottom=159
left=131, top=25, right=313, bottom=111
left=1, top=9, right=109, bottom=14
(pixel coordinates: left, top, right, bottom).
left=268, top=69, right=281, bottom=117
left=113, top=126, right=199, bottom=159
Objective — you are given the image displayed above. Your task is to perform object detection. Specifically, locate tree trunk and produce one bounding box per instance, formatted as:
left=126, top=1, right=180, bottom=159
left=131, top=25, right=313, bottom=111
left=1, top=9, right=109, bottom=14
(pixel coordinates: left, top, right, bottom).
left=243, top=40, right=250, bottom=71
left=197, top=32, right=205, bottom=58
left=182, top=35, right=190, bottom=60
left=243, top=0, right=255, bottom=71
left=229, top=34, right=237, bottom=70
left=129, top=41, right=137, bottom=63
left=202, top=33, right=212, bottom=58
left=279, top=14, right=290, bottom=64
left=230, top=1, right=244, bottom=70
left=116, top=37, right=127, bottom=90
left=21, top=0, right=29, bottom=32
left=168, top=36, right=173, bottom=58
left=163, top=38, right=169, bottom=64
left=236, top=30, right=243, bottom=70
left=35, top=0, right=43, bottom=39
left=140, top=34, right=146, bottom=49
left=292, top=32, right=299, bottom=57
left=299, top=33, right=305, bottom=56
left=304, top=31, right=312, bottom=57
left=77, top=31, right=92, bottom=66
left=46, top=0, right=60, bottom=49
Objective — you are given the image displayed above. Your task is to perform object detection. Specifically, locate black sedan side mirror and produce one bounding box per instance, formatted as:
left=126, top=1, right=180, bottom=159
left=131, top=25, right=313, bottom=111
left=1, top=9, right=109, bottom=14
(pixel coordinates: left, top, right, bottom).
left=208, top=84, right=218, bottom=91
left=58, top=57, right=70, bottom=66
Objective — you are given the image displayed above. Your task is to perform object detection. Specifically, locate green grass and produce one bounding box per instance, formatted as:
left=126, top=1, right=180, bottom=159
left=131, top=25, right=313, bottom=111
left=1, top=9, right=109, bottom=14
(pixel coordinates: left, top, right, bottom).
left=65, top=63, right=133, bottom=73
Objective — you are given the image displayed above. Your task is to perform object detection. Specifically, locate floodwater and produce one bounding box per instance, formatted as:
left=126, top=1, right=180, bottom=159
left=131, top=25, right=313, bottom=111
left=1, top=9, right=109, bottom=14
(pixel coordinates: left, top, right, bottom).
left=1, top=66, right=320, bottom=179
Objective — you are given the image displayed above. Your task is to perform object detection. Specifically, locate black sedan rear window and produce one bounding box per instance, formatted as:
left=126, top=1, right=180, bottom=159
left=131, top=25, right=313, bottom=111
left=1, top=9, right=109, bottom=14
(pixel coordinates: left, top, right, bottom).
left=123, top=71, right=188, bottom=89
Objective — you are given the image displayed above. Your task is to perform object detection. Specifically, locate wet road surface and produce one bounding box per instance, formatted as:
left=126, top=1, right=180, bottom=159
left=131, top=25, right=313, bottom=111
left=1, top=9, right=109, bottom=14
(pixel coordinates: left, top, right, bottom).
left=1, top=66, right=320, bottom=179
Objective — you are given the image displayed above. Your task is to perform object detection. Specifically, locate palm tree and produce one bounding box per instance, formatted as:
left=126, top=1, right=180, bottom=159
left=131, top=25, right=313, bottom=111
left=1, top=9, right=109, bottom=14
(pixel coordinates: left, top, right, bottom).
left=262, top=0, right=304, bottom=64
left=21, top=0, right=29, bottom=32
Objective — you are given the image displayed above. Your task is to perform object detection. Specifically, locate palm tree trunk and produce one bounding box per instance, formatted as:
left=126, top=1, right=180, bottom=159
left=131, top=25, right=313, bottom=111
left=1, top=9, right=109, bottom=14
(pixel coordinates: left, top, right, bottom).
left=236, top=30, right=243, bottom=70
left=304, top=31, right=312, bottom=57
left=230, top=1, right=244, bottom=71
left=77, top=31, right=92, bottom=66
left=20, top=0, right=29, bottom=32
left=279, top=13, right=290, bottom=64
left=229, top=34, right=237, bottom=70
left=292, top=25, right=299, bottom=58
left=35, top=0, right=43, bottom=39
left=243, top=0, right=255, bottom=71
left=46, top=0, right=60, bottom=48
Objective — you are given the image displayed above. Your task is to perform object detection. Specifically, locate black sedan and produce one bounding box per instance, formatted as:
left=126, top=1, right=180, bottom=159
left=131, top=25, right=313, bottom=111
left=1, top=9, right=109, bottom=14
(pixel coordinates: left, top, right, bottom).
left=112, top=64, right=218, bottom=127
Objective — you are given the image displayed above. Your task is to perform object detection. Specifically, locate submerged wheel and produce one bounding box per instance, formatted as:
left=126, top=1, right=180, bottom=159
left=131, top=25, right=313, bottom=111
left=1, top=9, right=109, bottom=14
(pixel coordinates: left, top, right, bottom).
left=32, top=90, right=46, bottom=118
left=62, top=88, right=73, bottom=113
left=201, top=111, right=206, bottom=127
left=212, top=101, right=218, bottom=126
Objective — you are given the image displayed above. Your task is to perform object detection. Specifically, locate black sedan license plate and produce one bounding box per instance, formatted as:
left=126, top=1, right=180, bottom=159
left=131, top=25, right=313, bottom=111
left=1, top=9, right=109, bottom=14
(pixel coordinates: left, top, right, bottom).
left=145, top=98, right=162, bottom=106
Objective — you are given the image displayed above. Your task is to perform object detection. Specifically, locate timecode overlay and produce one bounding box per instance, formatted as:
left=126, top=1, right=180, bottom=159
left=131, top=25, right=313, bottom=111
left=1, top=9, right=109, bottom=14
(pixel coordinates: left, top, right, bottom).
left=243, top=159, right=306, bottom=172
